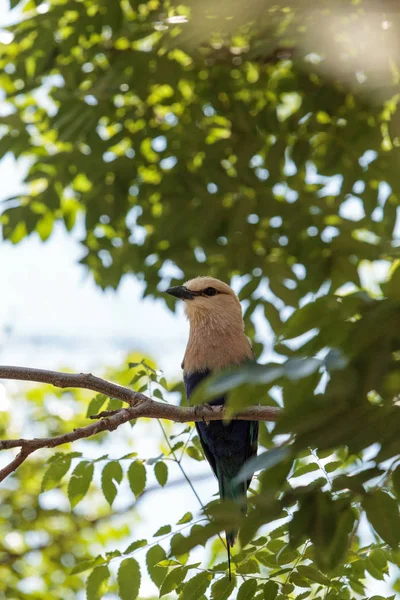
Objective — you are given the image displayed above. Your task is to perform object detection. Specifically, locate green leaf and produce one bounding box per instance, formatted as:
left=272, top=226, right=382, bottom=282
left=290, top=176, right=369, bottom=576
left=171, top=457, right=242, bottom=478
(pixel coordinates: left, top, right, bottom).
left=235, top=446, right=291, bottom=483
left=291, top=463, right=319, bottom=478
left=276, top=545, right=298, bottom=565
left=157, top=559, right=181, bottom=567
left=192, top=362, right=283, bottom=405
left=177, top=512, right=193, bottom=525
left=236, top=556, right=260, bottom=574
left=101, top=461, right=123, bottom=506
left=324, top=460, right=343, bottom=473
left=211, top=575, right=235, bottom=600
left=349, top=578, right=365, bottom=595
left=289, top=573, right=311, bottom=588
left=107, top=398, right=123, bottom=411
left=68, top=461, right=94, bottom=508
left=154, top=461, right=168, bottom=487
left=160, top=565, right=188, bottom=597
left=170, top=524, right=222, bottom=556
left=284, top=357, right=322, bottom=381
left=362, top=491, right=400, bottom=547
left=332, top=467, right=383, bottom=493
left=292, top=592, right=311, bottom=600
left=186, top=446, right=204, bottom=461
left=256, top=550, right=276, bottom=568
left=153, top=388, right=164, bottom=400
left=128, top=461, right=146, bottom=498
left=71, top=555, right=106, bottom=575
left=369, top=548, right=388, bottom=571
left=297, top=565, right=330, bottom=585
left=239, top=277, right=261, bottom=300
left=170, top=532, right=190, bottom=564
left=154, top=525, right=171, bottom=537
left=124, top=539, right=147, bottom=554
left=280, top=296, right=331, bottom=340
left=237, top=579, right=257, bottom=600
left=118, top=558, right=141, bottom=600
left=263, top=580, right=278, bottom=600
left=86, top=565, right=110, bottom=600
left=86, top=394, right=108, bottom=418
left=146, top=544, right=167, bottom=586
left=181, top=571, right=212, bottom=600
left=366, top=556, right=385, bottom=580
left=382, top=262, right=400, bottom=301
left=392, top=466, right=400, bottom=498
left=42, top=453, right=74, bottom=492
left=263, top=300, right=282, bottom=333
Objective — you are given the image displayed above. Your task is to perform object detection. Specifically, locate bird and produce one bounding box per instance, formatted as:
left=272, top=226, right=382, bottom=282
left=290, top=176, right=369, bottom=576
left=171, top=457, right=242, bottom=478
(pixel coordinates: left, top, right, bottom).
left=166, top=276, right=258, bottom=578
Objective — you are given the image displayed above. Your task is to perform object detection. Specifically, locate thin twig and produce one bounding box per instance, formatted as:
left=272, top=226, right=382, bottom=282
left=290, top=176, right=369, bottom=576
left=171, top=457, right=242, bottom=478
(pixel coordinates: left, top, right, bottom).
left=309, top=447, right=332, bottom=490
left=0, top=408, right=137, bottom=482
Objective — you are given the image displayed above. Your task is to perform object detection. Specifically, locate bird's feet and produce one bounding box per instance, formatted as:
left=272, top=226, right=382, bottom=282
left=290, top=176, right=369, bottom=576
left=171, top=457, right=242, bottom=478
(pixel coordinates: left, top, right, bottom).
left=194, top=403, right=213, bottom=424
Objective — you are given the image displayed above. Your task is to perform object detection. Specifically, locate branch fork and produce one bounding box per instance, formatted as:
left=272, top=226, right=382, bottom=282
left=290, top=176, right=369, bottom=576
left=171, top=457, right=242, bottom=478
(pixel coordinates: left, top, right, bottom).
left=0, top=365, right=280, bottom=482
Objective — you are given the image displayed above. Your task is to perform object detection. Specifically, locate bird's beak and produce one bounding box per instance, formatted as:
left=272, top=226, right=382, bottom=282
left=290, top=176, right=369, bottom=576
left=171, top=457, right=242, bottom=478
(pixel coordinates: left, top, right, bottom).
left=166, top=286, right=196, bottom=300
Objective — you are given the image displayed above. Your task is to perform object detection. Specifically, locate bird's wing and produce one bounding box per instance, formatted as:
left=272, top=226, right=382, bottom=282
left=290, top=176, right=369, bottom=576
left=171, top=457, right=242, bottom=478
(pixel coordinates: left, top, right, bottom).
left=246, top=420, right=259, bottom=489
left=184, top=366, right=259, bottom=487
left=183, top=369, right=211, bottom=399
left=195, top=422, right=218, bottom=478
left=184, top=369, right=219, bottom=477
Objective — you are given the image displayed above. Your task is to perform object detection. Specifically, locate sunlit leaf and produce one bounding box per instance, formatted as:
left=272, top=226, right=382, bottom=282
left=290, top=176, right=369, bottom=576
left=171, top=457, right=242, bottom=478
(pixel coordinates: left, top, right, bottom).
left=146, top=544, right=167, bottom=586
left=160, top=565, right=188, bottom=597
left=70, top=555, right=107, bottom=576
left=68, top=461, right=94, bottom=508
left=362, top=491, right=400, bottom=548
left=210, top=575, right=236, bottom=600
left=154, top=461, right=168, bottom=487
left=263, top=580, right=278, bottom=600
left=154, top=525, right=171, bottom=537
left=42, top=453, right=76, bottom=492
left=86, top=565, right=110, bottom=600
left=177, top=512, right=193, bottom=525
left=118, top=558, right=141, bottom=600
left=101, top=461, right=123, bottom=506
left=128, top=461, right=146, bottom=499
left=235, top=447, right=291, bottom=483
left=124, top=539, right=147, bottom=554
left=181, top=571, right=212, bottom=600
left=237, top=579, right=257, bottom=600
left=86, top=395, right=108, bottom=418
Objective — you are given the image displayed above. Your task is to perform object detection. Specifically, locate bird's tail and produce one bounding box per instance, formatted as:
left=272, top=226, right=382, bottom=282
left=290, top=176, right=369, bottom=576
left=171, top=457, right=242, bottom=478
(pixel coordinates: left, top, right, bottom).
left=217, top=471, right=247, bottom=581
left=226, top=533, right=232, bottom=581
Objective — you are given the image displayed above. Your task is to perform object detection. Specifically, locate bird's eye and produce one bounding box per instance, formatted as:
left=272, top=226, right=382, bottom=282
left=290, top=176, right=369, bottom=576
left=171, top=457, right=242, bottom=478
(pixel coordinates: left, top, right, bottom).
left=203, top=287, right=218, bottom=297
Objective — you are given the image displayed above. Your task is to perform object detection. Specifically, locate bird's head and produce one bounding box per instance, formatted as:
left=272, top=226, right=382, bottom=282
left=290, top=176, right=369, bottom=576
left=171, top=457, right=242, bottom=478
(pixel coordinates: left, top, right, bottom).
left=166, top=276, right=243, bottom=329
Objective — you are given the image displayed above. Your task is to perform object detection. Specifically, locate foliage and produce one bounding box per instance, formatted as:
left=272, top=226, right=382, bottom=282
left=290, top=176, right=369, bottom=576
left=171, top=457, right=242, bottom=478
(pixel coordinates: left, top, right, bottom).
left=2, top=357, right=400, bottom=598
left=1, top=0, right=400, bottom=598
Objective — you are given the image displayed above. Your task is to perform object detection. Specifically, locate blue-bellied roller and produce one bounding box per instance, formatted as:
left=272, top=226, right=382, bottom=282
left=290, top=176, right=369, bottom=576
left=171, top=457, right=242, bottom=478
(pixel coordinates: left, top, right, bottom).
left=166, top=276, right=258, bottom=578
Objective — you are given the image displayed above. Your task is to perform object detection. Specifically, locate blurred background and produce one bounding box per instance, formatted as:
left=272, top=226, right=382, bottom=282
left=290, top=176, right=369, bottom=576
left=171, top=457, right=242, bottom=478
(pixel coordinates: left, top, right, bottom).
left=1, top=0, right=400, bottom=598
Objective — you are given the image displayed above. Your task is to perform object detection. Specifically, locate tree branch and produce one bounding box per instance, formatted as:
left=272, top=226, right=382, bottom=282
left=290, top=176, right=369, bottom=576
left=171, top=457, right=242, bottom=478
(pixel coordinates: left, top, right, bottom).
left=0, top=365, right=145, bottom=405
left=0, top=365, right=280, bottom=422
left=0, top=365, right=280, bottom=482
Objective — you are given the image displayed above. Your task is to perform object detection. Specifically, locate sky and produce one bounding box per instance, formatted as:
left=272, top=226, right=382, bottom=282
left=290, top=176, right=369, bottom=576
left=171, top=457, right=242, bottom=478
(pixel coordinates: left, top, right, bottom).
left=0, top=151, right=188, bottom=376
